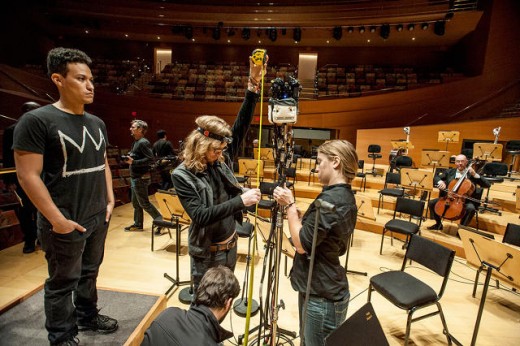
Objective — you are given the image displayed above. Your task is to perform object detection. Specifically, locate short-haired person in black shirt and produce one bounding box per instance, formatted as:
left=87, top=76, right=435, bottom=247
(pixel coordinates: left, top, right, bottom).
left=273, top=140, right=359, bottom=346
left=13, top=47, right=117, bottom=345
left=123, top=119, right=163, bottom=232
left=171, top=53, right=265, bottom=292
left=141, top=265, right=240, bottom=345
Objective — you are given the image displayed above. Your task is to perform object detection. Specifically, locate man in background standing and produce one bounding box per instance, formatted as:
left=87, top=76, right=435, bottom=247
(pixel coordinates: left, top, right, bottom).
left=152, top=129, right=175, bottom=190
left=123, top=120, right=163, bottom=233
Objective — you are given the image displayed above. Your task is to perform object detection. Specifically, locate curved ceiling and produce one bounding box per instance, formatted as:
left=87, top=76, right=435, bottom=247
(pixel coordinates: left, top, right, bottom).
left=25, top=0, right=482, bottom=47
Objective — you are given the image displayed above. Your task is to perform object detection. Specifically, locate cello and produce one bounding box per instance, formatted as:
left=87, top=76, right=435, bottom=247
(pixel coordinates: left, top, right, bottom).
left=434, top=161, right=475, bottom=221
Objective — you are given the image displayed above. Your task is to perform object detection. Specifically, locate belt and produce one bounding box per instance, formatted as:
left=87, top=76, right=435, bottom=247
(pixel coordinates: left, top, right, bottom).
left=209, top=233, right=238, bottom=252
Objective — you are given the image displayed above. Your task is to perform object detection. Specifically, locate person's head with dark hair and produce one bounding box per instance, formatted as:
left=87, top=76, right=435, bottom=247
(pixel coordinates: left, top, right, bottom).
left=194, top=265, right=240, bottom=321
left=157, top=129, right=167, bottom=139
left=21, top=101, right=41, bottom=113
left=46, top=47, right=92, bottom=77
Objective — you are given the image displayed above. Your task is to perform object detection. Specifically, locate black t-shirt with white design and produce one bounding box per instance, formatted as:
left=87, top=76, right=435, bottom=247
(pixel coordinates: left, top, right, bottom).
left=13, top=104, right=108, bottom=225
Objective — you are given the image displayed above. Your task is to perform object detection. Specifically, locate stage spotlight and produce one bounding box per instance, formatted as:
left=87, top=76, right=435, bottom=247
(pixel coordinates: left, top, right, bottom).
left=242, top=28, right=250, bottom=40
left=380, top=24, right=390, bottom=39
left=212, top=26, right=221, bottom=40
left=421, top=23, right=429, bottom=30
left=347, top=26, right=354, bottom=34
left=396, top=24, right=403, bottom=32
left=293, top=27, right=301, bottom=42
left=184, top=25, right=193, bottom=39
left=333, top=26, right=342, bottom=40
left=269, top=28, right=277, bottom=42
left=370, top=26, right=377, bottom=33
left=408, top=24, right=415, bottom=31
left=359, top=26, right=365, bottom=34
left=434, top=20, right=445, bottom=36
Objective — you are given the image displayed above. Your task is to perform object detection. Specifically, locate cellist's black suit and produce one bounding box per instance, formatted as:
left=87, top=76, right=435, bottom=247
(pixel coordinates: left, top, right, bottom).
left=428, top=168, right=491, bottom=227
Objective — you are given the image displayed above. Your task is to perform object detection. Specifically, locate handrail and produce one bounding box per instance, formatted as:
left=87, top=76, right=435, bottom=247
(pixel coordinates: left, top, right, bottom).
left=448, top=79, right=520, bottom=119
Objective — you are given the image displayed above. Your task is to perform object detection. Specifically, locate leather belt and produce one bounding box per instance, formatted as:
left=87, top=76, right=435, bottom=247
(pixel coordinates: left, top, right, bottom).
left=209, top=233, right=238, bottom=252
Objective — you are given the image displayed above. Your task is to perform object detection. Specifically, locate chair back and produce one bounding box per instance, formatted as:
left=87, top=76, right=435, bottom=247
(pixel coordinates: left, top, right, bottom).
left=481, top=162, right=508, bottom=177
left=394, top=197, right=425, bottom=221
left=505, top=140, right=520, bottom=152
left=503, top=223, right=520, bottom=246
left=238, top=158, right=264, bottom=177
left=236, top=220, right=254, bottom=238
left=404, top=234, right=455, bottom=278
left=384, top=172, right=401, bottom=187
left=285, top=167, right=296, bottom=179
left=395, top=155, right=413, bottom=169
left=368, top=144, right=381, bottom=153
left=259, top=181, right=277, bottom=196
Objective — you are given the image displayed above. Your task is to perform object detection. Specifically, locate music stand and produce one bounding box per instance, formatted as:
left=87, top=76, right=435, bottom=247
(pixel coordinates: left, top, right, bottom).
left=421, top=150, right=450, bottom=172
left=459, top=228, right=520, bottom=346
left=356, top=194, right=376, bottom=221
left=438, top=131, right=460, bottom=151
left=400, top=168, right=434, bottom=204
left=390, top=140, right=414, bottom=152
left=472, top=143, right=503, bottom=162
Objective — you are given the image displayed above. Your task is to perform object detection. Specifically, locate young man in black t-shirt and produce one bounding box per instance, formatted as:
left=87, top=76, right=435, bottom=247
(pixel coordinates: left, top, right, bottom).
left=13, top=47, right=117, bottom=346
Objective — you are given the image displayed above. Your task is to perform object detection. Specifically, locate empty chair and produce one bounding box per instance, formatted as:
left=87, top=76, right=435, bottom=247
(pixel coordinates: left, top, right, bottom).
left=377, top=172, right=405, bottom=214
left=368, top=234, right=456, bottom=345
left=308, top=156, right=318, bottom=185
left=367, top=144, right=382, bottom=176
left=356, top=160, right=367, bottom=192
left=479, top=162, right=508, bottom=215
left=380, top=197, right=424, bottom=255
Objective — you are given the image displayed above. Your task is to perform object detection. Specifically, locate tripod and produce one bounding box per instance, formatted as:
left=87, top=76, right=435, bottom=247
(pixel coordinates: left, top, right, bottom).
left=240, top=204, right=296, bottom=346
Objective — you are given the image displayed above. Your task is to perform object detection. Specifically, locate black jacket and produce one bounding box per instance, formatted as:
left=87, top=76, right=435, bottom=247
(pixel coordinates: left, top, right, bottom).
left=141, top=305, right=233, bottom=346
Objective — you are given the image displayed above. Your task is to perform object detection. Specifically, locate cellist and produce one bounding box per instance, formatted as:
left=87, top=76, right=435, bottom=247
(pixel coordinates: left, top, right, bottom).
left=427, top=154, right=491, bottom=230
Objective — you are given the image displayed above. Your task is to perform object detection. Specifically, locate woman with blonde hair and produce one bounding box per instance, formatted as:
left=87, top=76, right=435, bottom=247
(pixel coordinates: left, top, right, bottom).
left=172, top=54, right=265, bottom=292
left=273, top=139, right=359, bottom=346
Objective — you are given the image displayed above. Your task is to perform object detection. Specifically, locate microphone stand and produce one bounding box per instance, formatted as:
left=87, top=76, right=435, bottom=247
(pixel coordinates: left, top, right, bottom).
left=300, top=199, right=336, bottom=345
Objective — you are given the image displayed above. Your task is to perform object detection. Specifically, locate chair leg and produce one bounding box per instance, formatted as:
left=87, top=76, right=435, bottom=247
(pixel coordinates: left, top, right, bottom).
left=436, top=302, right=453, bottom=345
left=472, top=265, right=484, bottom=298
left=404, top=309, right=415, bottom=346
left=367, top=283, right=373, bottom=302
left=377, top=196, right=383, bottom=214
left=380, top=229, right=386, bottom=255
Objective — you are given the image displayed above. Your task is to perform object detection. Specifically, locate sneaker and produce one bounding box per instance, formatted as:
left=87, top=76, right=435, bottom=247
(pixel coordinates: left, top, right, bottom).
left=124, top=224, right=143, bottom=232
left=78, top=314, right=118, bottom=334
left=54, top=336, right=80, bottom=346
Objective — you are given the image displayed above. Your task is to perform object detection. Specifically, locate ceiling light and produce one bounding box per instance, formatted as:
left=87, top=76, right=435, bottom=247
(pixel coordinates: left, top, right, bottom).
left=359, top=26, right=365, bottom=34
left=347, top=27, right=354, bottom=34
left=370, top=26, right=377, bottom=33
left=421, top=23, right=429, bottom=30
left=408, top=24, right=415, bottom=31
left=396, top=24, right=403, bottom=32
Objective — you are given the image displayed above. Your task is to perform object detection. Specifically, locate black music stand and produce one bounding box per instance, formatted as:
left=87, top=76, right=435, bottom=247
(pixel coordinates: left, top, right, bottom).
left=459, top=228, right=520, bottom=346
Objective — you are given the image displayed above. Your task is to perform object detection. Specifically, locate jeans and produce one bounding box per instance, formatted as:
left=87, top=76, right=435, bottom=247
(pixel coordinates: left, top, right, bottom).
left=191, top=245, right=237, bottom=293
left=130, top=176, right=161, bottom=226
left=38, top=211, right=108, bottom=344
left=298, top=291, right=350, bottom=346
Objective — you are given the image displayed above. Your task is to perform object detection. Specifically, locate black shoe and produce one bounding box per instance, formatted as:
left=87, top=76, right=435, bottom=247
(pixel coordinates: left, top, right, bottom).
left=154, top=227, right=163, bottom=236
left=23, top=243, right=36, bottom=254
left=78, top=314, right=118, bottom=334
left=124, top=224, right=143, bottom=232
left=427, top=223, right=443, bottom=231
left=53, top=336, right=80, bottom=346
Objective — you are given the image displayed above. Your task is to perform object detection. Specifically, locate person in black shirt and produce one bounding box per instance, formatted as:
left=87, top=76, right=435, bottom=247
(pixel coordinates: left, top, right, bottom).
left=171, top=53, right=265, bottom=292
left=13, top=47, right=117, bottom=345
left=123, top=120, right=163, bottom=232
left=141, top=265, right=240, bottom=346
left=152, top=129, right=175, bottom=190
left=273, top=140, right=358, bottom=346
